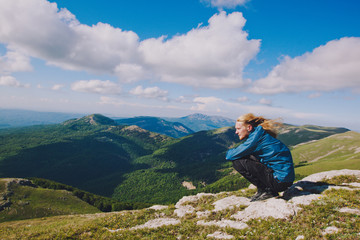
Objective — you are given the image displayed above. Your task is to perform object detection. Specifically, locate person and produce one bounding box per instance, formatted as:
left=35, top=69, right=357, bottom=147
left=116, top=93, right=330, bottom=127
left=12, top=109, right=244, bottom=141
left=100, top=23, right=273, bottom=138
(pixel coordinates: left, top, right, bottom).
left=226, top=113, right=294, bottom=202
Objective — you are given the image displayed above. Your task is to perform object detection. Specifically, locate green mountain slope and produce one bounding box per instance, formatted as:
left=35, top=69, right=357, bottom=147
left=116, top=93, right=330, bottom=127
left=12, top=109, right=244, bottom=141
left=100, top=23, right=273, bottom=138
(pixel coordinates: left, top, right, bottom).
left=292, top=131, right=360, bottom=176
left=0, top=114, right=171, bottom=197
left=278, top=124, right=349, bottom=147
left=111, top=127, right=243, bottom=204
left=115, top=116, right=194, bottom=138
left=0, top=178, right=100, bottom=222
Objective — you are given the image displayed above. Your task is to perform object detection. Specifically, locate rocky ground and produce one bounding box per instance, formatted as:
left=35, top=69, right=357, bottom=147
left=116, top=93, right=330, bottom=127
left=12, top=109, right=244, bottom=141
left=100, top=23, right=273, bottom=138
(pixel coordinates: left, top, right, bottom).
left=1, top=169, right=360, bottom=239
left=107, top=169, right=360, bottom=239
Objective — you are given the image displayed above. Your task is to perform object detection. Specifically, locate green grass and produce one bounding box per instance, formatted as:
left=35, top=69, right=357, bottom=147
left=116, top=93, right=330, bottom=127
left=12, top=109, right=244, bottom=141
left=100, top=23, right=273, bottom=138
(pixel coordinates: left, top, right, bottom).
left=0, top=181, right=100, bottom=222
left=292, top=131, right=360, bottom=176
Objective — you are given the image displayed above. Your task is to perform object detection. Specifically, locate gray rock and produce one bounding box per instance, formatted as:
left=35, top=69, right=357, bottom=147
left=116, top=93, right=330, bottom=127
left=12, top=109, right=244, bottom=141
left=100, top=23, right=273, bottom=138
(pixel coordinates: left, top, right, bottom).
left=212, top=196, right=250, bottom=212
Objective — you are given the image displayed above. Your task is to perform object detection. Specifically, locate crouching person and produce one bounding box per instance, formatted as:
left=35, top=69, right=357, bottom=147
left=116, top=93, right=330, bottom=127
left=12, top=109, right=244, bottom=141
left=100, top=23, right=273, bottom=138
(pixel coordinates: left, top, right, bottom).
left=226, top=113, right=294, bottom=202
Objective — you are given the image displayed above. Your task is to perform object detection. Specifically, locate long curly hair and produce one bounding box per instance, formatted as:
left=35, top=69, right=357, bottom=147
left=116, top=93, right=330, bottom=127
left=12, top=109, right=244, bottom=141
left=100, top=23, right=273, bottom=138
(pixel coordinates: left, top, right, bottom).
left=237, top=113, right=282, bottom=138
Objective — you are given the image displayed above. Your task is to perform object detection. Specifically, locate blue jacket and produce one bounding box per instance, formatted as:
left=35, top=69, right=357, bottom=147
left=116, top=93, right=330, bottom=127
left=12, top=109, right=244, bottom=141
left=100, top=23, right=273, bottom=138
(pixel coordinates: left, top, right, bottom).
left=226, top=125, right=295, bottom=183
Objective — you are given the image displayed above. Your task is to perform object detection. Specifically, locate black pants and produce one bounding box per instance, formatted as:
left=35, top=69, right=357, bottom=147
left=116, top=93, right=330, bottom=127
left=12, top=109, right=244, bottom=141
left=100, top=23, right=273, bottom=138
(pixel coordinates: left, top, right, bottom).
left=232, top=155, right=292, bottom=193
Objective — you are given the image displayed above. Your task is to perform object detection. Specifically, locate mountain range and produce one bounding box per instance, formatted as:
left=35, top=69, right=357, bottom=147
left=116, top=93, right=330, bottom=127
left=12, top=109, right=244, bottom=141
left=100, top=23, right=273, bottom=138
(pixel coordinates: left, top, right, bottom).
left=115, top=116, right=194, bottom=138
left=0, top=109, right=234, bottom=138
left=165, top=113, right=235, bottom=132
left=0, top=113, right=352, bottom=207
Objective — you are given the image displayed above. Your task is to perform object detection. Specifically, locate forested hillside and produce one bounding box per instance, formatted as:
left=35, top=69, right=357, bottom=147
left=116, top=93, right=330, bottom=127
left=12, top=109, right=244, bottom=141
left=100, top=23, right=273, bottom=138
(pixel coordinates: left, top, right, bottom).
left=0, top=113, right=352, bottom=205
left=0, top=114, right=171, bottom=197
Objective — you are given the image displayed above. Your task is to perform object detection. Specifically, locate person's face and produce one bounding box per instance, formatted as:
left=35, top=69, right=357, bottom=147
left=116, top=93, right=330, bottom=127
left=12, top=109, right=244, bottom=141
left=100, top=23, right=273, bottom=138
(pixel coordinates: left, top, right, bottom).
left=235, top=122, right=252, bottom=140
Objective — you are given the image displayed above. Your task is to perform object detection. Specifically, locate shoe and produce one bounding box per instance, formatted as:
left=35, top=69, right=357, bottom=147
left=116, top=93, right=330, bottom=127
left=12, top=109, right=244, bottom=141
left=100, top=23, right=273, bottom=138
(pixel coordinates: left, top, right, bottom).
left=252, top=191, right=279, bottom=202
left=250, top=189, right=265, bottom=202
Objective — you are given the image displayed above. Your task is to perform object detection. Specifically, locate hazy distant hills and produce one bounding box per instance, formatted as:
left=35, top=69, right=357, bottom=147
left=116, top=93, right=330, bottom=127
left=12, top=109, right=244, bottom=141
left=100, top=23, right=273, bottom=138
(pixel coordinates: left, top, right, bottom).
left=0, top=108, right=83, bottom=128
left=0, top=113, right=352, bottom=205
left=115, top=113, right=235, bottom=138
left=0, top=109, right=234, bottom=138
left=115, top=116, right=194, bottom=138
left=165, top=113, right=235, bottom=132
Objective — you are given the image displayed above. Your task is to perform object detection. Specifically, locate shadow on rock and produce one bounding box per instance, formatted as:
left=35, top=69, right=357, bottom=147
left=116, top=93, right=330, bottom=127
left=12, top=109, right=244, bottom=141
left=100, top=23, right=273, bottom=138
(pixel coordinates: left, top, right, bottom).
left=282, top=181, right=333, bottom=200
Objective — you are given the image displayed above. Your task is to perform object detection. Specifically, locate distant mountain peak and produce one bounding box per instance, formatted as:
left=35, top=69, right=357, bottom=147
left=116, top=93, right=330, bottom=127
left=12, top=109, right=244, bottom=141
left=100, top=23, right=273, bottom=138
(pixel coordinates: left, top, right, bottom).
left=63, top=114, right=117, bottom=127
left=183, top=113, right=208, bottom=119
left=86, top=114, right=116, bottom=125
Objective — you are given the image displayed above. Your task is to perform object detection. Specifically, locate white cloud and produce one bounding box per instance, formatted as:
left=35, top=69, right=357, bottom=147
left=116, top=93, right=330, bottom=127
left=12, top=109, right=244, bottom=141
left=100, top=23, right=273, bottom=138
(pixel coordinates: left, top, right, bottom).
left=0, top=75, right=29, bottom=88
left=51, top=84, right=64, bottom=91
left=0, top=50, right=32, bottom=74
left=190, top=96, right=326, bottom=123
left=176, top=95, right=199, bottom=104
left=0, top=1, right=260, bottom=89
left=130, top=85, right=168, bottom=101
left=0, top=75, right=20, bottom=87
left=140, top=11, right=260, bottom=88
left=249, top=37, right=360, bottom=94
left=98, top=96, right=181, bottom=111
left=237, top=96, right=249, bottom=102
left=71, top=80, right=121, bottom=94
left=0, top=0, right=141, bottom=79
left=192, top=96, right=225, bottom=112
left=201, top=0, right=249, bottom=9
left=258, top=98, right=272, bottom=106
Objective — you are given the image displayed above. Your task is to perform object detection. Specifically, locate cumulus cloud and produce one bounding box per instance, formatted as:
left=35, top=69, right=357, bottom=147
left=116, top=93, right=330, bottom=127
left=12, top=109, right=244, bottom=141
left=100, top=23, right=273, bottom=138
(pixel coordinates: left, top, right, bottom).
left=140, top=11, right=260, bottom=88
left=237, top=96, right=249, bottom=102
left=0, top=0, right=141, bottom=79
left=0, top=75, right=29, bottom=88
left=176, top=95, right=199, bottom=104
left=71, top=80, right=121, bottom=94
left=192, top=96, right=225, bottom=112
left=249, top=37, right=360, bottom=94
left=0, top=50, right=32, bottom=74
left=258, top=98, right=272, bottom=106
left=0, top=1, right=260, bottom=89
left=201, top=0, right=249, bottom=9
left=0, top=75, right=20, bottom=87
left=51, top=84, right=64, bottom=91
left=130, top=85, right=168, bottom=101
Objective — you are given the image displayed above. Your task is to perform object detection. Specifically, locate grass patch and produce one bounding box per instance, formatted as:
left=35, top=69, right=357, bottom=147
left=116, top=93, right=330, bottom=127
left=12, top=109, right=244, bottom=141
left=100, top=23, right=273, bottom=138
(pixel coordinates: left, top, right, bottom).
left=323, top=175, right=360, bottom=185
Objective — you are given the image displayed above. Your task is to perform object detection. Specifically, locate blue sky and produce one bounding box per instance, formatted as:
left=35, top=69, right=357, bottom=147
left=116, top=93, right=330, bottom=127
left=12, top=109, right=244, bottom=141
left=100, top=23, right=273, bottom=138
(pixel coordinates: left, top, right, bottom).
left=0, top=0, right=360, bottom=130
